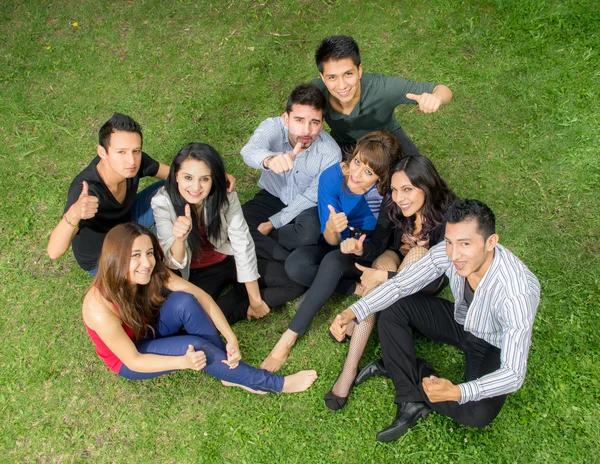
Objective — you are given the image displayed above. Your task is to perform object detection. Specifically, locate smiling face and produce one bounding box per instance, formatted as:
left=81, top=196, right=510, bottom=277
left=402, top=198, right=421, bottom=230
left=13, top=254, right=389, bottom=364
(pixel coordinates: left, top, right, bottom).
left=176, top=159, right=213, bottom=205
left=128, top=234, right=156, bottom=286
left=320, top=58, right=363, bottom=106
left=347, top=153, right=380, bottom=194
left=97, top=130, right=143, bottom=180
left=444, top=219, right=497, bottom=280
left=391, top=170, right=426, bottom=219
left=283, top=103, right=324, bottom=150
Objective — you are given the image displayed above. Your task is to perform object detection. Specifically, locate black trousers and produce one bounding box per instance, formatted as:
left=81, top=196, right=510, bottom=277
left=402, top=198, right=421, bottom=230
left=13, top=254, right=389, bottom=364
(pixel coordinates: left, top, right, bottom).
left=242, top=190, right=321, bottom=264
left=189, top=255, right=305, bottom=325
left=378, top=293, right=507, bottom=428
left=285, top=244, right=371, bottom=335
left=339, top=126, right=420, bottom=158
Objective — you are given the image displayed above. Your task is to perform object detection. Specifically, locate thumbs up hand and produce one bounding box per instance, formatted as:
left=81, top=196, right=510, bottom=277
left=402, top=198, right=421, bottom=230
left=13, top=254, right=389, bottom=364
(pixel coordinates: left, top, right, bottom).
left=326, top=205, right=348, bottom=234
left=173, top=203, right=193, bottom=242
left=69, top=181, right=99, bottom=223
left=183, top=344, right=206, bottom=371
left=355, top=262, right=388, bottom=293
left=340, top=233, right=366, bottom=256
left=406, top=92, right=443, bottom=114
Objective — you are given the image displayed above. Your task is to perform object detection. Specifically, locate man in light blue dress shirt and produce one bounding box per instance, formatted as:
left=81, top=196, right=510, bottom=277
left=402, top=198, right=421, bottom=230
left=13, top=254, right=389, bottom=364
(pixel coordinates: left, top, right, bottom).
left=331, top=199, right=540, bottom=442
left=241, top=83, right=342, bottom=263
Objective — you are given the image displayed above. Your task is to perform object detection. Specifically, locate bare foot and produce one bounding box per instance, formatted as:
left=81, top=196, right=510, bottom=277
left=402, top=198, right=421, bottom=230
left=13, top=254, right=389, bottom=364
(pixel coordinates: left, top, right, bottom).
left=260, top=330, right=297, bottom=372
left=221, top=380, right=268, bottom=395
left=281, top=370, right=318, bottom=393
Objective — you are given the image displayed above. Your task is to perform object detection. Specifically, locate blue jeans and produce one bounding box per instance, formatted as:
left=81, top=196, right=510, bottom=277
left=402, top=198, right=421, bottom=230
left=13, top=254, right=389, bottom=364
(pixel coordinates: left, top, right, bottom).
left=88, top=181, right=164, bottom=277
left=118, top=292, right=285, bottom=393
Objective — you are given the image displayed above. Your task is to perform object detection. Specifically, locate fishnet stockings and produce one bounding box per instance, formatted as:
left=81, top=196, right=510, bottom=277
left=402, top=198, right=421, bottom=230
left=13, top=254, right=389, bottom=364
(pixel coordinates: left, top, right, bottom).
left=331, top=247, right=428, bottom=397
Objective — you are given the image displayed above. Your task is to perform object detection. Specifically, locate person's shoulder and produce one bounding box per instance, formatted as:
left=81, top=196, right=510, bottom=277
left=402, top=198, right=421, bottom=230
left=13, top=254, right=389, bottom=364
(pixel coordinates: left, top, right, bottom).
left=82, top=286, right=118, bottom=324
left=322, top=162, right=343, bottom=179
left=311, top=77, right=326, bottom=91
left=151, top=186, right=171, bottom=207
left=494, top=245, right=541, bottom=296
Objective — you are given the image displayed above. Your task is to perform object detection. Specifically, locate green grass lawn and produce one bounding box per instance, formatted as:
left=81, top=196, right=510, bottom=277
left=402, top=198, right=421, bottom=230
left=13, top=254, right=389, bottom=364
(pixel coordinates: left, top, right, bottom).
left=1, top=0, right=599, bottom=462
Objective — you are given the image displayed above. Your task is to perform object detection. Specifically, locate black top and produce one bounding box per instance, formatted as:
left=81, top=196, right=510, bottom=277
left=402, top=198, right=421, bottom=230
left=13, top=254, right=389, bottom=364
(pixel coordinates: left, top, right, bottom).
left=463, top=279, right=475, bottom=307
left=63, top=152, right=159, bottom=270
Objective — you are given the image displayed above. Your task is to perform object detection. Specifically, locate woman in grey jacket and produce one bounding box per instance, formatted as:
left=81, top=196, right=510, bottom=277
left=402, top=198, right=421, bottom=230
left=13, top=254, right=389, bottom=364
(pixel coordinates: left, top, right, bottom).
left=151, top=143, right=304, bottom=324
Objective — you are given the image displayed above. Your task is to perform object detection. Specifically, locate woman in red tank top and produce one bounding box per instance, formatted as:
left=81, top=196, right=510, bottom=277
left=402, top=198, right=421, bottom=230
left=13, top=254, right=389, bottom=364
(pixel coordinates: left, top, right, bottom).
left=82, top=222, right=317, bottom=393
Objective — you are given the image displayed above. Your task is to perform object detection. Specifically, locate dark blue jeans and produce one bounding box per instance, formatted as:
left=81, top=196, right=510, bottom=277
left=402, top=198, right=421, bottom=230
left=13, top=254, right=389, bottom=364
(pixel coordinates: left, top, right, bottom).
left=118, top=291, right=284, bottom=393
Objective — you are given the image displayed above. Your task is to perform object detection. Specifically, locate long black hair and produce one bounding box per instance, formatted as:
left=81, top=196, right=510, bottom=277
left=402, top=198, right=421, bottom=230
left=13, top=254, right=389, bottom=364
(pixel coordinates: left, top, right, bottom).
left=387, top=155, right=456, bottom=240
left=164, top=143, right=229, bottom=254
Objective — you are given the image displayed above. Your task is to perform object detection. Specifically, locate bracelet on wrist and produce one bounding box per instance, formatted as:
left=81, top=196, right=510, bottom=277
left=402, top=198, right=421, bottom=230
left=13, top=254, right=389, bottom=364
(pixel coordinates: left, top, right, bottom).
left=63, top=213, right=79, bottom=228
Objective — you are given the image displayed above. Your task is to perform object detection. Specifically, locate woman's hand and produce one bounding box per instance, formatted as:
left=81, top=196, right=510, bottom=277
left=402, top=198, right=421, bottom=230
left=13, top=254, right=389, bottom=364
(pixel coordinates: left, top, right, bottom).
left=326, top=205, right=348, bottom=234
left=340, top=234, right=366, bottom=255
left=183, top=345, right=206, bottom=371
left=355, top=263, right=388, bottom=293
left=172, top=204, right=193, bottom=242
left=247, top=300, right=271, bottom=321
left=222, top=340, right=241, bottom=369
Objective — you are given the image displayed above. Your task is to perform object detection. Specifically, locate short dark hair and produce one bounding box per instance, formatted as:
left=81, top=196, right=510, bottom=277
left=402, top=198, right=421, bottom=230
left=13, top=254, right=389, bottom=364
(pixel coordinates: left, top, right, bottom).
left=445, top=198, right=496, bottom=240
left=315, top=35, right=361, bottom=73
left=98, top=113, right=143, bottom=151
left=285, top=83, right=326, bottom=114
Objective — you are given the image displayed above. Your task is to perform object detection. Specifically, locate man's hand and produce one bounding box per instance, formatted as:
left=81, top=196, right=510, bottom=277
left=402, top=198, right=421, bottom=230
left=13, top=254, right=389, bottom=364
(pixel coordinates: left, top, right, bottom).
left=69, top=181, right=99, bottom=223
left=422, top=376, right=462, bottom=402
left=406, top=92, right=443, bottom=114
left=265, top=142, right=302, bottom=174
left=257, top=220, right=274, bottom=236
left=329, top=308, right=356, bottom=342
left=326, top=205, right=348, bottom=234
left=355, top=263, right=388, bottom=293
left=225, top=173, right=237, bottom=192
left=172, top=204, right=193, bottom=242
left=340, top=234, right=366, bottom=255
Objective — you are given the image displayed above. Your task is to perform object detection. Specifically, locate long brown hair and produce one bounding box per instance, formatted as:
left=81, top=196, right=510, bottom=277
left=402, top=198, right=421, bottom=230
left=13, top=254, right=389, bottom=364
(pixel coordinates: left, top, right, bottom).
left=343, top=131, right=403, bottom=195
left=92, top=223, right=170, bottom=342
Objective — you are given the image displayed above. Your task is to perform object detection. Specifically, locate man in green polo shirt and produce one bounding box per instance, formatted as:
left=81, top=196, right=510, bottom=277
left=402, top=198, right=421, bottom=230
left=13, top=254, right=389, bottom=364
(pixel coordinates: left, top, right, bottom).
left=312, top=35, right=453, bottom=156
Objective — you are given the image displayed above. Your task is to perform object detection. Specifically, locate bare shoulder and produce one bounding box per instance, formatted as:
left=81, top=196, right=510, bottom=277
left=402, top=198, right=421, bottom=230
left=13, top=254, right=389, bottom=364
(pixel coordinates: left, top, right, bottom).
left=82, top=287, right=120, bottom=329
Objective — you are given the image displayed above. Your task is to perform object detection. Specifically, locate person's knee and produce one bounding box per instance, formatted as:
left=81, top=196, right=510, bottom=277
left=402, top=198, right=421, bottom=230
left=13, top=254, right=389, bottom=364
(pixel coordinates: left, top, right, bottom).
left=167, top=291, right=201, bottom=313
left=459, top=405, right=500, bottom=428
left=284, top=253, right=305, bottom=284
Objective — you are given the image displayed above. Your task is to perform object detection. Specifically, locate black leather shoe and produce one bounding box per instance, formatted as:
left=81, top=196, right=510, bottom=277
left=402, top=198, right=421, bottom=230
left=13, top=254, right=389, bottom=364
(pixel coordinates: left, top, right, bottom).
left=324, top=369, right=357, bottom=411
left=376, top=402, right=432, bottom=442
left=355, top=359, right=387, bottom=385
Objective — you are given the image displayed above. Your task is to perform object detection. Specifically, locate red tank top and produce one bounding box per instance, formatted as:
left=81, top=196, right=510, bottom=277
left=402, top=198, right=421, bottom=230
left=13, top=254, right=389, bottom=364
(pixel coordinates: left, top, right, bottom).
left=84, top=321, right=134, bottom=374
left=84, top=288, right=135, bottom=374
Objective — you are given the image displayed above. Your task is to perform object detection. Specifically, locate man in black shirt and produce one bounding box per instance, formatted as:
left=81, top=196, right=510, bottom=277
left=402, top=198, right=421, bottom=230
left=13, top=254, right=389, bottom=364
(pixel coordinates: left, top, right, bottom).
left=47, top=113, right=169, bottom=274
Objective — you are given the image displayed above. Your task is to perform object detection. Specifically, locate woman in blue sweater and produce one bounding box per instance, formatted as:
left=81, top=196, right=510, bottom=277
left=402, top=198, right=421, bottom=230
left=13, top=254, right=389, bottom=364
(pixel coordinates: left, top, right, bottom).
left=260, top=131, right=402, bottom=372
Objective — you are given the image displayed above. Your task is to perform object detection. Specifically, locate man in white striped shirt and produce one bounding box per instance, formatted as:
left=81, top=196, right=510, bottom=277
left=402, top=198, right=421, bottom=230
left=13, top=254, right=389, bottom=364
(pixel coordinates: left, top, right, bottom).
left=241, top=83, right=342, bottom=264
left=330, top=199, right=540, bottom=442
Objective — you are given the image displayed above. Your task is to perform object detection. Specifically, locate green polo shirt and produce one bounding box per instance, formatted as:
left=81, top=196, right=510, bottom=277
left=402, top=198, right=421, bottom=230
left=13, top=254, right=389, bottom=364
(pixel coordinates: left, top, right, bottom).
left=312, top=72, right=436, bottom=146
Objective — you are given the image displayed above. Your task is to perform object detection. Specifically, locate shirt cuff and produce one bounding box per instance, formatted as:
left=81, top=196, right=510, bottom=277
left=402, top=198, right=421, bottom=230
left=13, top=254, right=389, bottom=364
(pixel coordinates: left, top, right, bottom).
left=457, top=380, right=480, bottom=404
left=349, top=300, right=371, bottom=322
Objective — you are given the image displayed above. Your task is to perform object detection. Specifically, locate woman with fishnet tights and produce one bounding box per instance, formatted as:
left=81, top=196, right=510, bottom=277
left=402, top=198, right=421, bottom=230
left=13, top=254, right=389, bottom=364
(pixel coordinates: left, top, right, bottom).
left=325, top=154, right=456, bottom=410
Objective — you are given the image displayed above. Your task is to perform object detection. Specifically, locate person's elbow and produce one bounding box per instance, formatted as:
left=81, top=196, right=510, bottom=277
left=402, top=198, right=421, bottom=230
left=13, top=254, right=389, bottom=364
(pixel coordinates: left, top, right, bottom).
left=47, top=240, right=67, bottom=260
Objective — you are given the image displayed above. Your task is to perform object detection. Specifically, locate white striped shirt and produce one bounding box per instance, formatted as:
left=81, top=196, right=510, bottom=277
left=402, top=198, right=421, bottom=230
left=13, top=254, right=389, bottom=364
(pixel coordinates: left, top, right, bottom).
left=350, top=242, right=540, bottom=404
left=240, top=117, right=342, bottom=228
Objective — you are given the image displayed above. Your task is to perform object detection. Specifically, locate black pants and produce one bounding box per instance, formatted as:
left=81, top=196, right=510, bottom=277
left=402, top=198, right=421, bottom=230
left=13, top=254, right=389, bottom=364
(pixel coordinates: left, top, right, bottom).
left=339, top=126, right=420, bottom=158
left=242, top=190, right=321, bottom=264
left=285, top=243, right=371, bottom=335
left=378, top=294, right=507, bottom=428
left=189, top=256, right=305, bottom=325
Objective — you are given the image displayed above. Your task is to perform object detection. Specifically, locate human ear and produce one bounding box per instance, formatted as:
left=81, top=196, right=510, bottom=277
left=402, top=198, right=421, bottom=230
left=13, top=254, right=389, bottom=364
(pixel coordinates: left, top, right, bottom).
left=486, top=233, right=499, bottom=251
